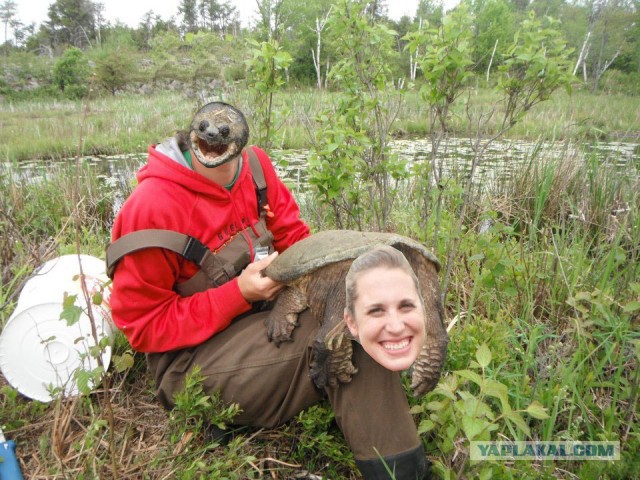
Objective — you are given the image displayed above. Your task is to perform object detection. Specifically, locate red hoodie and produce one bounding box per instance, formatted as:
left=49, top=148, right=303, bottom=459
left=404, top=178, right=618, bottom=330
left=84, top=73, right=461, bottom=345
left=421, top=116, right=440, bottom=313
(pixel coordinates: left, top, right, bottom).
left=110, top=145, right=310, bottom=352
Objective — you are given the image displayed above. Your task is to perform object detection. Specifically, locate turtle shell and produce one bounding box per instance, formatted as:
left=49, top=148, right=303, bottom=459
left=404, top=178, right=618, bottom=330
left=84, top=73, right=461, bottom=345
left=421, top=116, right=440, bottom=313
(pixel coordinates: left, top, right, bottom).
left=264, top=230, right=440, bottom=283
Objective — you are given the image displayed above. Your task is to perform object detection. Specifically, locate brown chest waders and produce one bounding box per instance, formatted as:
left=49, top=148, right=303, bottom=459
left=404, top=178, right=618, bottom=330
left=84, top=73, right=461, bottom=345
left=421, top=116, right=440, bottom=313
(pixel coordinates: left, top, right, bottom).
left=106, top=148, right=427, bottom=478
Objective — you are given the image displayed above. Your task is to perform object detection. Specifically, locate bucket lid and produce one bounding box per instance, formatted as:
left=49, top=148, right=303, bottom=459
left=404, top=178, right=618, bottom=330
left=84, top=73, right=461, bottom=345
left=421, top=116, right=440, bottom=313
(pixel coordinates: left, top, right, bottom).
left=33, top=254, right=106, bottom=278
left=16, top=255, right=109, bottom=312
left=0, top=302, right=112, bottom=402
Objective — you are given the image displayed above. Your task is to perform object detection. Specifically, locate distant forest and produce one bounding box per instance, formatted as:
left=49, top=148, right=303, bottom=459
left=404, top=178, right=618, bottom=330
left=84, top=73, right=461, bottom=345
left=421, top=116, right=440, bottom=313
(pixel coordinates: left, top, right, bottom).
left=1, top=0, right=639, bottom=98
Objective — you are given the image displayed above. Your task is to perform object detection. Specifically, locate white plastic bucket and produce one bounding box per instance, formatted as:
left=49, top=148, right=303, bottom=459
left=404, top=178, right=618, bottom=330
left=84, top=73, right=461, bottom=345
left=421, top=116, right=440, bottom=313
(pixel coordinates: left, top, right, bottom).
left=0, top=255, right=113, bottom=402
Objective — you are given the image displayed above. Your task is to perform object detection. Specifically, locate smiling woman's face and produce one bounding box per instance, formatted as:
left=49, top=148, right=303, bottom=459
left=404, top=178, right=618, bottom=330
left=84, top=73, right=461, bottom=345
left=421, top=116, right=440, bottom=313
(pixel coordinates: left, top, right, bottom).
left=344, top=266, right=426, bottom=371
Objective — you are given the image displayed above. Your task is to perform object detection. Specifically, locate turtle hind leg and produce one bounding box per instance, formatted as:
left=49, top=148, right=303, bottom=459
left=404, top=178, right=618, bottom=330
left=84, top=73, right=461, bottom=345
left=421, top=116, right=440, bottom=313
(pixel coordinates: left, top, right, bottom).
left=310, top=323, right=357, bottom=389
left=309, top=325, right=358, bottom=389
left=309, top=337, right=333, bottom=388
left=265, top=286, right=307, bottom=346
left=410, top=333, right=449, bottom=396
left=308, top=265, right=357, bottom=389
left=398, top=246, right=448, bottom=397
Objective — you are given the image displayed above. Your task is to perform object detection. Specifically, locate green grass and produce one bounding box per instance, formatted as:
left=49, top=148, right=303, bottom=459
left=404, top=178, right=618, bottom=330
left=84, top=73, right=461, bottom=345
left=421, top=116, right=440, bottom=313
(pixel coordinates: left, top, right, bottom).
left=1, top=87, right=639, bottom=162
left=453, top=87, right=640, bottom=140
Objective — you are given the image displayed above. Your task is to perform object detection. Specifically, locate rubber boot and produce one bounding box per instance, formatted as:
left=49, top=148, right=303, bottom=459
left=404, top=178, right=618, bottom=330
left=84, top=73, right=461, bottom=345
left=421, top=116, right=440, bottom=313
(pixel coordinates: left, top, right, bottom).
left=355, top=444, right=430, bottom=480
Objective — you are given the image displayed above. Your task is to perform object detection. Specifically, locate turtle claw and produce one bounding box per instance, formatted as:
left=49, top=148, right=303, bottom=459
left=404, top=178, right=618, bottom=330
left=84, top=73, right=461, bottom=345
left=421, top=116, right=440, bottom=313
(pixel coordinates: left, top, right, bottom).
left=309, top=340, right=332, bottom=388
left=265, top=312, right=299, bottom=347
left=309, top=331, right=357, bottom=389
left=265, top=286, right=308, bottom=346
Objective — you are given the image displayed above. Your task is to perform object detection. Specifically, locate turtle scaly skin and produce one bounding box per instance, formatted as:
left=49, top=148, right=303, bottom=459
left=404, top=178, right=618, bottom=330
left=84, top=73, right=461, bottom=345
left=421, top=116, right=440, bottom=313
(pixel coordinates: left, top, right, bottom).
left=263, top=230, right=448, bottom=397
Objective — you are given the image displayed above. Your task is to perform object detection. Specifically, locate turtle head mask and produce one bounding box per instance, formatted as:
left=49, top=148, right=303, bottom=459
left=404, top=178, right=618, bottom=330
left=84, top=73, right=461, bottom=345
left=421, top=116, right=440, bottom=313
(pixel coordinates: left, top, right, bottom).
left=189, top=102, right=250, bottom=168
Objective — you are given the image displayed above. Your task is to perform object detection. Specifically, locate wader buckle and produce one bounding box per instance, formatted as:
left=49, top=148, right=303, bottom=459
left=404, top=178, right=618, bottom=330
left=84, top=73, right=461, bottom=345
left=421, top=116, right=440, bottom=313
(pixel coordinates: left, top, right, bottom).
left=182, top=236, right=210, bottom=266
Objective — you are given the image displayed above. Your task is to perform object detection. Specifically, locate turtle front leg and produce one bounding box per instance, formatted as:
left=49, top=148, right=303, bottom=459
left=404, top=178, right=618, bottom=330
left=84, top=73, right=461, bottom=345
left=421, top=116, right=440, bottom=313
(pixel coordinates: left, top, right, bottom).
left=265, top=286, right=308, bottom=346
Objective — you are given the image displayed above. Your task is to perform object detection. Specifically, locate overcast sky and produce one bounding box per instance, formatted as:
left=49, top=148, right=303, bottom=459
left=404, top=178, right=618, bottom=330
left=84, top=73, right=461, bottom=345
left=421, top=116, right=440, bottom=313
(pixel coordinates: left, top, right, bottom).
left=13, top=0, right=426, bottom=29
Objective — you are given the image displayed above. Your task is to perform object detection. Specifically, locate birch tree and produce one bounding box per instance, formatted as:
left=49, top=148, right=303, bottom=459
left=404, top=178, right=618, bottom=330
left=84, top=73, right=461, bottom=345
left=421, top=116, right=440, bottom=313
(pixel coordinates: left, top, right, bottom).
left=565, top=0, right=635, bottom=90
left=310, top=6, right=332, bottom=89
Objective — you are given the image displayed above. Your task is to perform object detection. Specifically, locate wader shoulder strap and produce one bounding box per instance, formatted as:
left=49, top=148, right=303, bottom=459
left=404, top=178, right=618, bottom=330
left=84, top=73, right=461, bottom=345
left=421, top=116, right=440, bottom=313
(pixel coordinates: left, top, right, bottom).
left=245, top=147, right=268, bottom=218
left=106, top=228, right=253, bottom=293
left=106, top=229, right=210, bottom=279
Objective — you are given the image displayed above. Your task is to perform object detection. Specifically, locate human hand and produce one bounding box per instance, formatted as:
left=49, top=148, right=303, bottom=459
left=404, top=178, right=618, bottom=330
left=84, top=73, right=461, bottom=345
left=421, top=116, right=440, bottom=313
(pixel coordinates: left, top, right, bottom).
left=237, top=251, right=284, bottom=303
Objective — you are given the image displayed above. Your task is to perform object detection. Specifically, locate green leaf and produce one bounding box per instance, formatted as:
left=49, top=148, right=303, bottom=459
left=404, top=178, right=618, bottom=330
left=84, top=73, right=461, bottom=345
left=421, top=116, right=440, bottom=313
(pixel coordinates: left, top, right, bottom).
left=92, top=292, right=103, bottom=305
left=434, top=379, right=457, bottom=401
left=503, top=410, right=530, bottom=437
left=461, top=415, right=486, bottom=441
left=114, top=352, right=135, bottom=373
left=525, top=400, right=550, bottom=420
left=418, top=419, right=435, bottom=434
left=478, top=466, right=493, bottom=480
left=60, top=295, right=83, bottom=326
left=455, top=369, right=484, bottom=387
left=74, top=369, right=93, bottom=395
left=88, top=345, right=102, bottom=358
left=623, top=301, right=640, bottom=313
left=458, top=391, right=475, bottom=402
left=409, top=405, right=423, bottom=415
left=476, top=344, right=492, bottom=368
left=326, top=143, right=340, bottom=153
left=484, top=380, right=509, bottom=409
left=426, top=401, right=446, bottom=411
left=577, top=291, right=594, bottom=301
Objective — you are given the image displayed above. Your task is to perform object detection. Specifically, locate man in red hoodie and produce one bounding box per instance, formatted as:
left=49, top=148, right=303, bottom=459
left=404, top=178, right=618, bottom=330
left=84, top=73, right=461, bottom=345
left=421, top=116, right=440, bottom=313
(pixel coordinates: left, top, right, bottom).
left=108, top=102, right=429, bottom=479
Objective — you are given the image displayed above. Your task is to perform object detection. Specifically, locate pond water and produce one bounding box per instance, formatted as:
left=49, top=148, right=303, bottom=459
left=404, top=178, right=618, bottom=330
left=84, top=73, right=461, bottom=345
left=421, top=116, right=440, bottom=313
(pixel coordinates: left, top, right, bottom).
left=5, top=137, right=640, bottom=193
left=271, top=138, right=640, bottom=193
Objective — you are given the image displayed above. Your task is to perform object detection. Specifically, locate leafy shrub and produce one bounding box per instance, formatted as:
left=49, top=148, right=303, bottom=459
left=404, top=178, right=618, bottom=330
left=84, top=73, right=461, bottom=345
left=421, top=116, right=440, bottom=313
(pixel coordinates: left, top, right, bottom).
left=92, top=48, right=137, bottom=95
left=53, top=47, right=90, bottom=99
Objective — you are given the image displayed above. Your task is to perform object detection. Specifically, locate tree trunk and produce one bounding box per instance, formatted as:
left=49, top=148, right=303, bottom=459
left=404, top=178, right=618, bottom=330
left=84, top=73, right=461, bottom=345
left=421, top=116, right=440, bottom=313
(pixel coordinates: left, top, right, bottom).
left=311, top=8, right=332, bottom=90
left=573, top=31, right=591, bottom=76
left=410, top=18, right=423, bottom=81
left=312, top=18, right=323, bottom=89
left=592, top=19, right=608, bottom=92
left=486, top=39, right=498, bottom=82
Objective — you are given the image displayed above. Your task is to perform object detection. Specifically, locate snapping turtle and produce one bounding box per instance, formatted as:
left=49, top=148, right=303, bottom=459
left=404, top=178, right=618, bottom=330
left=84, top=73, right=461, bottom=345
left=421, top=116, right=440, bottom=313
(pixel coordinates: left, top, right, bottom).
left=186, top=101, right=249, bottom=168
left=263, top=230, right=448, bottom=397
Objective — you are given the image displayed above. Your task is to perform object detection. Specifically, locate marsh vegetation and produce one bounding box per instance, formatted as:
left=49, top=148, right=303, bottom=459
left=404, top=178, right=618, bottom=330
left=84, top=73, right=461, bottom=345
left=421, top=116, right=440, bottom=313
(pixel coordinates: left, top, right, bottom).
left=1, top=0, right=639, bottom=478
